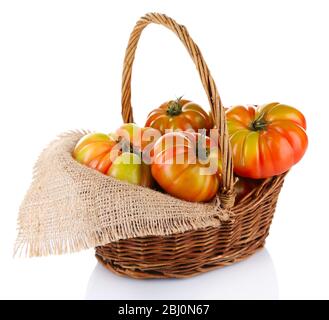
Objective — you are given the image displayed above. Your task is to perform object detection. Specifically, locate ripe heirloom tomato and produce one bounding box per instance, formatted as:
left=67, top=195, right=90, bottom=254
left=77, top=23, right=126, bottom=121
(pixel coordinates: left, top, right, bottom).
left=151, top=131, right=221, bottom=202
left=226, top=102, right=308, bottom=179
left=72, top=124, right=159, bottom=187
left=145, top=98, right=213, bottom=134
left=73, top=133, right=117, bottom=174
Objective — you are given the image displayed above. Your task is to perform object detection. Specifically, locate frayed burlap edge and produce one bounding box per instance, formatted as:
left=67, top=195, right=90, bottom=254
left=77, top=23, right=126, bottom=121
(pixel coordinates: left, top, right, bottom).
left=14, top=131, right=231, bottom=257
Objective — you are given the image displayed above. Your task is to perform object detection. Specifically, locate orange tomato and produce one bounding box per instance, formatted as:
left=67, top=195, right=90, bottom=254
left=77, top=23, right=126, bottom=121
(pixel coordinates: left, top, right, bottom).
left=73, top=133, right=117, bottom=174
left=226, top=103, right=308, bottom=179
left=151, top=131, right=221, bottom=202
left=145, top=98, right=213, bottom=134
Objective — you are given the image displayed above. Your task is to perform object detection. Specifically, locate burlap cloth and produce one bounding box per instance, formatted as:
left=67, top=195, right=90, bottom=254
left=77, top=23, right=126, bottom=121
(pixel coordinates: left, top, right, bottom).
left=15, top=131, right=231, bottom=257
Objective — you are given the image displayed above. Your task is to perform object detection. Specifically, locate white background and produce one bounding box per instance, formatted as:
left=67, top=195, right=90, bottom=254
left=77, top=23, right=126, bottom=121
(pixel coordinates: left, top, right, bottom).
left=0, top=0, right=328, bottom=300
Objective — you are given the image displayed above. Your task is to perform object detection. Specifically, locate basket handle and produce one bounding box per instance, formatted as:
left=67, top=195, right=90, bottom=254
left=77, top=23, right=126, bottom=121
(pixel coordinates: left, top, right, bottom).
left=121, top=12, right=235, bottom=208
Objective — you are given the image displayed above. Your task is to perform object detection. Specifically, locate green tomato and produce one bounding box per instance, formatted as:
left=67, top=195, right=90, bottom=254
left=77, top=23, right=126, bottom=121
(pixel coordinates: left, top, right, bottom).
left=107, top=152, right=142, bottom=185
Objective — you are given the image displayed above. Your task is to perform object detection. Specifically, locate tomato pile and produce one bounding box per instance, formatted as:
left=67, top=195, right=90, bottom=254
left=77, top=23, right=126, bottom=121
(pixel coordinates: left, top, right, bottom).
left=73, top=99, right=308, bottom=203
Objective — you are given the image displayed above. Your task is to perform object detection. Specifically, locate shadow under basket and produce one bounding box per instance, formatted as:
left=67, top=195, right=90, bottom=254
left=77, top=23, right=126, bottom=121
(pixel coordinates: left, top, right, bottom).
left=95, top=13, right=287, bottom=279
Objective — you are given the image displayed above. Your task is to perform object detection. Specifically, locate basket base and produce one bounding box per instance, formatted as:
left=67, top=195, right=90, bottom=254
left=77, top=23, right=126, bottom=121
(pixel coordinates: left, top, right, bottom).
left=95, top=237, right=267, bottom=279
left=94, top=173, right=285, bottom=279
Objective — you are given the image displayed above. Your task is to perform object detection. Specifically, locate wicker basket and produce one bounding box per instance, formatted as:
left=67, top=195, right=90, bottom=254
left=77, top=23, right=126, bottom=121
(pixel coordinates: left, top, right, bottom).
left=95, top=13, right=286, bottom=279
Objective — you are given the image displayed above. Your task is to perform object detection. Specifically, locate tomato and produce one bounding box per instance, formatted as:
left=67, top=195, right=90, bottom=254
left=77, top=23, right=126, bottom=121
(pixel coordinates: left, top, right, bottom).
left=145, top=98, right=213, bottom=134
left=226, top=102, right=308, bottom=179
left=151, top=131, right=221, bottom=202
left=114, top=123, right=161, bottom=152
left=72, top=126, right=156, bottom=187
left=107, top=152, right=150, bottom=185
left=234, top=177, right=262, bottom=203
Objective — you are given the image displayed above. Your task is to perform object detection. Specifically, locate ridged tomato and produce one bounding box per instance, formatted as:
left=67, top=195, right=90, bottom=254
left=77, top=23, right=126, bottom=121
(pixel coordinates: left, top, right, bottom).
left=72, top=125, right=157, bottom=187
left=145, top=98, right=213, bottom=134
left=226, top=102, right=308, bottom=179
left=151, top=131, right=221, bottom=202
left=73, top=133, right=117, bottom=174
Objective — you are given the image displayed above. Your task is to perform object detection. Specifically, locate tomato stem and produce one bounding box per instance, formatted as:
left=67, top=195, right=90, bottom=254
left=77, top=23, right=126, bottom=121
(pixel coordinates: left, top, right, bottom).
left=251, top=119, right=268, bottom=131
left=119, top=138, right=142, bottom=156
left=167, top=96, right=183, bottom=116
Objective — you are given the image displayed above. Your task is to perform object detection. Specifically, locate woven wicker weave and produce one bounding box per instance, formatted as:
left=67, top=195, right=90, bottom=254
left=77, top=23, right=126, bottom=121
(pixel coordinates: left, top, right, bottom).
left=95, top=12, right=286, bottom=278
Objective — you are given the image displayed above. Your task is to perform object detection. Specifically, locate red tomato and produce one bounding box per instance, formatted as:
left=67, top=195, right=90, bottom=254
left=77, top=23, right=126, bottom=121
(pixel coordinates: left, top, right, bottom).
left=226, top=103, right=308, bottom=179
left=151, top=131, right=221, bottom=202
left=145, top=98, right=213, bottom=134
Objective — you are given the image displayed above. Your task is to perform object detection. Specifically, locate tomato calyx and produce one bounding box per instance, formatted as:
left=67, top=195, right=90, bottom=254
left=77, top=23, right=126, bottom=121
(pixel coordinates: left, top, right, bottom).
left=167, top=96, right=183, bottom=116
left=251, top=118, right=268, bottom=131
left=118, top=137, right=142, bottom=157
